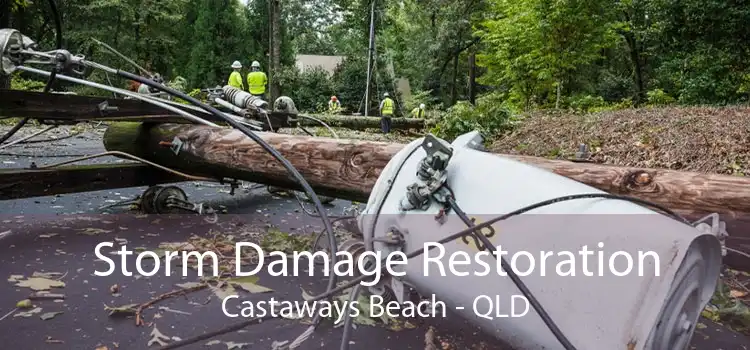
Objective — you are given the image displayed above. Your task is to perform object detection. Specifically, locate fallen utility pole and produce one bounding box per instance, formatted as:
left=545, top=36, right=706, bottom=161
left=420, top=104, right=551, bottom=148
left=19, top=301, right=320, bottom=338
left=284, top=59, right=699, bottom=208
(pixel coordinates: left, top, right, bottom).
left=300, top=114, right=433, bottom=131
left=103, top=122, right=750, bottom=269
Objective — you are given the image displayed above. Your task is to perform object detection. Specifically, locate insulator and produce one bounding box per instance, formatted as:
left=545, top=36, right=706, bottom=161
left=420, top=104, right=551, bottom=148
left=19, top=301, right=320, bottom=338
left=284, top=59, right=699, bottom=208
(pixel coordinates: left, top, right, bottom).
left=222, top=85, right=268, bottom=110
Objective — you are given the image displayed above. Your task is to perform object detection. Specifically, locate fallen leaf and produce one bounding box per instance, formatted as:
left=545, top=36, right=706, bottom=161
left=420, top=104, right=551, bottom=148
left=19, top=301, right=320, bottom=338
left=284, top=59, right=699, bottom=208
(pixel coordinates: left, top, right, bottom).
left=7, top=274, right=24, bottom=282
left=228, top=276, right=273, bottom=294
left=176, top=282, right=204, bottom=290
left=110, top=284, right=119, bottom=294
left=32, top=271, right=64, bottom=279
left=16, top=299, right=32, bottom=308
left=40, top=311, right=63, bottom=320
left=14, top=307, right=42, bottom=317
left=696, top=322, right=707, bottom=329
left=225, top=341, right=249, bottom=349
left=730, top=290, right=748, bottom=298
left=206, top=340, right=221, bottom=346
left=148, top=326, right=170, bottom=347
left=301, top=288, right=314, bottom=301
left=78, top=228, right=113, bottom=236
left=159, top=241, right=194, bottom=250
left=39, top=233, right=59, bottom=239
left=210, top=283, right=237, bottom=301
left=15, top=277, right=65, bottom=291
left=45, top=336, right=64, bottom=344
left=95, top=346, right=109, bottom=350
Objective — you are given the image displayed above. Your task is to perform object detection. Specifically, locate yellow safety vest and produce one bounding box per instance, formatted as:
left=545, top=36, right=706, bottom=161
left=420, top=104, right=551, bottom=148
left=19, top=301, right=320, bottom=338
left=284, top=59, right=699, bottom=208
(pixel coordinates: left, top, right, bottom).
left=246, top=71, right=268, bottom=95
left=411, top=107, right=424, bottom=118
left=381, top=98, right=394, bottom=116
left=227, top=71, right=243, bottom=90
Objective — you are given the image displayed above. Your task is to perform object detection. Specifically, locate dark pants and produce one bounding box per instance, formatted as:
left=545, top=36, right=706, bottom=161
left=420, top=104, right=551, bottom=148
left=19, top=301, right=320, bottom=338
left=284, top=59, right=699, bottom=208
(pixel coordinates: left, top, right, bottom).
left=381, top=116, right=392, bottom=133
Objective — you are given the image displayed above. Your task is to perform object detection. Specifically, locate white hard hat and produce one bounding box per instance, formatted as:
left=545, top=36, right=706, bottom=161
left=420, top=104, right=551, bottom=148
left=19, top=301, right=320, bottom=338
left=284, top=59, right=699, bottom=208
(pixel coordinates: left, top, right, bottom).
left=420, top=103, right=425, bottom=109
left=251, top=61, right=260, bottom=68
left=231, top=61, right=242, bottom=69
left=383, top=92, right=389, bottom=97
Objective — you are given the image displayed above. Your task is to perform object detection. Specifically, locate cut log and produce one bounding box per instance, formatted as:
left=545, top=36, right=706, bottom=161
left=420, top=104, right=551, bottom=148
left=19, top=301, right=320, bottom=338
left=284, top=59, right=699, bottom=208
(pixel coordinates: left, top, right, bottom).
left=103, top=122, right=750, bottom=270
left=299, top=114, right=433, bottom=131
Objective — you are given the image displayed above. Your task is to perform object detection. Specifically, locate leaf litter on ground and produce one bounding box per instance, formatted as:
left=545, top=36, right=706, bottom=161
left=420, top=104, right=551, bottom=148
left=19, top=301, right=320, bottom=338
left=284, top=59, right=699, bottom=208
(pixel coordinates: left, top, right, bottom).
left=148, top=326, right=171, bottom=347
left=40, top=311, right=63, bottom=320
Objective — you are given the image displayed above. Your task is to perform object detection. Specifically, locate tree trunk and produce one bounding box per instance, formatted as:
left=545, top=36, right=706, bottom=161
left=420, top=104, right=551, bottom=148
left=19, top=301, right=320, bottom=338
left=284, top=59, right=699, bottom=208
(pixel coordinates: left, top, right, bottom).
left=451, top=52, right=459, bottom=105
left=103, top=122, right=750, bottom=271
left=299, top=115, right=433, bottom=131
left=468, top=49, right=476, bottom=105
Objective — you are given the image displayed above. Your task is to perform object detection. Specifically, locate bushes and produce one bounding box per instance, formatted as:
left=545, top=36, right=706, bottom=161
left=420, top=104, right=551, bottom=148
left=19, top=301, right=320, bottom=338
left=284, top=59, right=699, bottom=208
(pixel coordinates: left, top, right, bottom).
left=646, top=89, right=676, bottom=106
left=430, top=93, right=517, bottom=141
left=278, top=66, right=334, bottom=113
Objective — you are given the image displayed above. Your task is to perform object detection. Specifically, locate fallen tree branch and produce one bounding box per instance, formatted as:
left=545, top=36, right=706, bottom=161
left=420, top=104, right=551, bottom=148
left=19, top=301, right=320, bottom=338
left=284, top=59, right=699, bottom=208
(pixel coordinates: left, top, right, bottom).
left=135, top=283, right=207, bottom=326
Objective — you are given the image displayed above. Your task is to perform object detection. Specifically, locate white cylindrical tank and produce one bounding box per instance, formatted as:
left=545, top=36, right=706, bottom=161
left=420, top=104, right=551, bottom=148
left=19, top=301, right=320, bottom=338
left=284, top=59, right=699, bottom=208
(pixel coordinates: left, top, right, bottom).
left=357, top=131, right=722, bottom=350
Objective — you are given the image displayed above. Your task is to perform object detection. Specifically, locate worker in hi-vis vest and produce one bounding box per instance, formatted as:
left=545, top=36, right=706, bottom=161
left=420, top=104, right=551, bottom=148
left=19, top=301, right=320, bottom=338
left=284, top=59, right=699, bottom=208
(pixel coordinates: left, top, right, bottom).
left=227, top=61, right=243, bottom=90
left=379, top=92, right=394, bottom=133
left=410, top=103, right=426, bottom=118
left=246, top=61, right=268, bottom=98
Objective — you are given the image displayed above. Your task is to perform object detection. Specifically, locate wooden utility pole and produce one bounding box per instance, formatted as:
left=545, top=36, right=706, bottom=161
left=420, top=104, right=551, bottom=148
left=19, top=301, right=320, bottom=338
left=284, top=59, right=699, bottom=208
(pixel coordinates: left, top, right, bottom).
left=103, top=122, right=750, bottom=217
left=268, top=0, right=281, bottom=101
left=102, top=121, right=750, bottom=272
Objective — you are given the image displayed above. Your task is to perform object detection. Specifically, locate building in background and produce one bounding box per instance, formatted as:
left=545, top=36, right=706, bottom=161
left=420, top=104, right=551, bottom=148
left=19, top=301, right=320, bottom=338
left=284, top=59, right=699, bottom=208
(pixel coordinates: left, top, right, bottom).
left=294, top=54, right=413, bottom=105
left=295, top=55, right=345, bottom=76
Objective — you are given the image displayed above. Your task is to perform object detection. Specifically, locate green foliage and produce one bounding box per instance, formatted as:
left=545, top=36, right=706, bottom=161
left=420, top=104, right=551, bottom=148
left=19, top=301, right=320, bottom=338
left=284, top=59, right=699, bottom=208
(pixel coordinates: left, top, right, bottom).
left=404, top=89, right=440, bottom=117
left=646, top=89, right=675, bottom=106
left=430, top=93, right=516, bottom=141
left=568, top=95, right=607, bottom=113
left=277, top=66, right=335, bottom=113
left=10, top=74, right=46, bottom=91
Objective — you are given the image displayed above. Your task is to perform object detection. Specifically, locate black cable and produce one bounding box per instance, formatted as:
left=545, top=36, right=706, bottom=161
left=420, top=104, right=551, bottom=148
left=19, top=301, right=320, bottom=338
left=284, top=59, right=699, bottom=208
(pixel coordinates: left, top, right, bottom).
left=47, top=0, right=62, bottom=50
left=118, top=71, right=339, bottom=328
left=0, top=118, right=30, bottom=144
left=160, top=314, right=279, bottom=350
left=446, top=192, right=573, bottom=349
left=161, top=192, right=687, bottom=350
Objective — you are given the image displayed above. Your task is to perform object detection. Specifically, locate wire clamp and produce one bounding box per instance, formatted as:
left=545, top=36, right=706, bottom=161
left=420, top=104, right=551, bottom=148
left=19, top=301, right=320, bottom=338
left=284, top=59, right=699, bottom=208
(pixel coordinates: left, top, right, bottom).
left=170, top=137, right=183, bottom=155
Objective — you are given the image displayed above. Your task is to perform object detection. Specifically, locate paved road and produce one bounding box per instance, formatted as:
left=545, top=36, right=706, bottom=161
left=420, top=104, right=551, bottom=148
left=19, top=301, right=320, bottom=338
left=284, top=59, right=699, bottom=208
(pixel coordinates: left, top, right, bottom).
left=0, top=125, right=748, bottom=350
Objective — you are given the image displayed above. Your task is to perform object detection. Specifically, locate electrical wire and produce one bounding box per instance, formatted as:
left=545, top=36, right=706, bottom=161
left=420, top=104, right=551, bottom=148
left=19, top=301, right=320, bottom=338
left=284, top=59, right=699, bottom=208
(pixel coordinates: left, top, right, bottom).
left=15, top=66, right=220, bottom=127
left=445, top=192, right=573, bottom=350
left=160, top=192, right=689, bottom=350
left=297, top=115, right=339, bottom=139
left=33, top=151, right=218, bottom=182
left=0, top=125, right=57, bottom=150
left=113, top=70, right=340, bottom=335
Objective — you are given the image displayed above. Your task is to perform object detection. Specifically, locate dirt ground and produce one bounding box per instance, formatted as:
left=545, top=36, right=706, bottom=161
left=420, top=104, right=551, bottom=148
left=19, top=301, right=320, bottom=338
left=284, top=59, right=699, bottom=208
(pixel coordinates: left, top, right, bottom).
left=490, top=106, right=750, bottom=175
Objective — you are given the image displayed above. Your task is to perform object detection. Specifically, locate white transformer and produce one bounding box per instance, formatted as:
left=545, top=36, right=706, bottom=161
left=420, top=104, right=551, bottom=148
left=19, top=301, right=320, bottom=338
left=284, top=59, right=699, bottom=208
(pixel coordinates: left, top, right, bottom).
left=357, top=131, right=723, bottom=350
